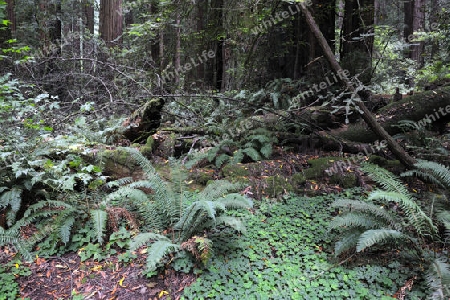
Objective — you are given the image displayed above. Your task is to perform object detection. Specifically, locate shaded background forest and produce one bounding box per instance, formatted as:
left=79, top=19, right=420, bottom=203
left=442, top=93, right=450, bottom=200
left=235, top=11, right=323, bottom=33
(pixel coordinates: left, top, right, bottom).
left=1, top=0, right=449, bottom=113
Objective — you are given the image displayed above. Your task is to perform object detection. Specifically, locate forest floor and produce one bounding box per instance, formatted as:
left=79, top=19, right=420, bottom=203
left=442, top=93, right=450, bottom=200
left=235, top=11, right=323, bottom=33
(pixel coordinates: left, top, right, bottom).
left=3, top=147, right=429, bottom=299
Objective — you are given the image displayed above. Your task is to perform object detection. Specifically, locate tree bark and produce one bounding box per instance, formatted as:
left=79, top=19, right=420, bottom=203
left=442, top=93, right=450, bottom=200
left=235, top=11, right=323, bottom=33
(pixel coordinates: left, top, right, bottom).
left=100, top=0, right=123, bottom=47
left=5, top=0, right=15, bottom=34
left=411, top=0, right=425, bottom=66
left=429, top=0, right=439, bottom=59
left=84, top=0, right=95, bottom=34
left=300, top=3, right=417, bottom=168
left=340, top=0, right=374, bottom=83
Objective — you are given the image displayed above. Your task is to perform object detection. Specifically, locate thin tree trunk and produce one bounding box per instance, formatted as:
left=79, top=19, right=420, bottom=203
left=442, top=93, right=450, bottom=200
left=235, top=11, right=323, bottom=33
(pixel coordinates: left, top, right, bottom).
left=299, top=3, right=416, bottom=168
left=6, top=0, right=15, bottom=35
left=159, top=31, right=164, bottom=71
left=429, top=0, right=439, bottom=59
left=196, top=0, right=205, bottom=81
left=175, top=9, right=181, bottom=84
left=340, top=0, right=374, bottom=83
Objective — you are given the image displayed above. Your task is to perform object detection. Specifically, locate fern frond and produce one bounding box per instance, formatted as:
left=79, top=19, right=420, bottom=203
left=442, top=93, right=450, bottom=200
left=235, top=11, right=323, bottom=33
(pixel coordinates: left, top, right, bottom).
left=184, top=150, right=209, bottom=169
left=90, top=209, right=107, bottom=245
left=0, top=187, right=22, bottom=225
left=243, top=147, right=261, bottom=161
left=329, top=213, right=383, bottom=230
left=217, top=193, right=253, bottom=210
left=168, top=157, right=188, bottom=192
left=106, top=187, right=163, bottom=231
left=106, top=187, right=149, bottom=204
left=0, top=228, right=32, bottom=261
left=118, top=148, right=175, bottom=206
left=11, top=210, right=63, bottom=231
left=334, top=230, right=363, bottom=257
left=0, top=187, right=22, bottom=209
left=356, top=229, right=405, bottom=252
left=361, top=163, right=410, bottom=195
left=106, top=177, right=134, bottom=188
left=201, top=201, right=223, bottom=221
left=248, top=133, right=274, bottom=145
left=129, top=232, right=170, bottom=251
left=426, top=257, right=450, bottom=299
left=207, top=146, right=221, bottom=162
left=174, top=203, right=211, bottom=242
left=229, top=149, right=245, bottom=164
left=214, top=216, right=247, bottom=233
left=215, top=153, right=231, bottom=168
left=199, top=180, right=243, bottom=200
left=127, top=180, right=156, bottom=190
left=331, top=199, right=400, bottom=230
left=145, top=240, right=180, bottom=272
left=0, top=230, right=20, bottom=245
left=260, top=143, right=273, bottom=158
left=174, top=202, right=208, bottom=232
left=368, top=190, right=437, bottom=236
left=60, top=216, right=75, bottom=244
left=436, top=210, right=450, bottom=238
left=402, top=159, right=450, bottom=189
left=23, top=200, right=74, bottom=218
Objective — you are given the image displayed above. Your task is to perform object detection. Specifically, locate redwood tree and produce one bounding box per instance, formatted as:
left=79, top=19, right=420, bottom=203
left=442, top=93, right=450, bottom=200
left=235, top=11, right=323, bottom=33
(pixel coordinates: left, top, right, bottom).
left=100, top=0, right=123, bottom=47
left=340, top=0, right=374, bottom=83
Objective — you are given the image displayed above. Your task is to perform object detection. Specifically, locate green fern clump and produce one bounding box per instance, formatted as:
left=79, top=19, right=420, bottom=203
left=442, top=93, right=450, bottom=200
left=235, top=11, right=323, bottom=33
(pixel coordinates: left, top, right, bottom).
left=401, top=159, right=450, bottom=190
left=206, top=128, right=277, bottom=168
left=330, top=163, right=437, bottom=257
left=332, top=161, right=450, bottom=299
left=426, top=256, right=450, bottom=299
left=105, top=148, right=253, bottom=275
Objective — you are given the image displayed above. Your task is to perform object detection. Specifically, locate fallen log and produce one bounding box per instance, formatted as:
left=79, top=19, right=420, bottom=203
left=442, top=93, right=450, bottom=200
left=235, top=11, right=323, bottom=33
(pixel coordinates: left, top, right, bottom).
left=335, top=86, right=450, bottom=143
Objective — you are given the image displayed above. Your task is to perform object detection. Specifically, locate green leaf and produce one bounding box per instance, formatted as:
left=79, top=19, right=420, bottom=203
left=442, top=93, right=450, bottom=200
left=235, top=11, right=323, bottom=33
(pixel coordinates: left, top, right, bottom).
left=356, top=229, right=404, bottom=252
left=145, top=241, right=180, bottom=272
left=129, top=232, right=170, bottom=251
left=90, top=209, right=107, bottom=245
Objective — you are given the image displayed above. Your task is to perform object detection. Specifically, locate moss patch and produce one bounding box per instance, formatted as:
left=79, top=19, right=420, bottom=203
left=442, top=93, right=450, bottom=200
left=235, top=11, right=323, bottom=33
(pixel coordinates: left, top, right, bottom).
left=303, top=156, right=358, bottom=189
left=330, top=173, right=357, bottom=188
left=303, top=157, right=344, bottom=180
left=368, top=155, right=404, bottom=174
left=189, top=168, right=216, bottom=185
left=99, top=148, right=142, bottom=179
left=140, top=136, right=155, bottom=157
left=222, top=164, right=251, bottom=177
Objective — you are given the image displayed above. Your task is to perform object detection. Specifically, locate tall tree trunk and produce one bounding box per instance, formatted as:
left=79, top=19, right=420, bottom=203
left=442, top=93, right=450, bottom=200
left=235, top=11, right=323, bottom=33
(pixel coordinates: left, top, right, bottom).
left=429, top=0, right=439, bottom=59
left=336, top=0, right=344, bottom=58
left=411, top=0, right=425, bottom=66
left=300, top=2, right=416, bottom=168
left=196, top=0, right=205, bottom=81
left=100, top=0, right=123, bottom=47
left=404, top=0, right=414, bottom=40
left=6, top=0, right=15, bottom=35
left=340, top=0, right=374, bottom=83
left=83, top=0, right=95, bottom=34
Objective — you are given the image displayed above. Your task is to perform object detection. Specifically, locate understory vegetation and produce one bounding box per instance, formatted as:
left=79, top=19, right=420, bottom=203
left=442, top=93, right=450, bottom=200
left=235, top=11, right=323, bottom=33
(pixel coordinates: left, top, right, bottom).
left=2, top=0, right=450, bottom=299
left=1, top=60, right=450, bottom=299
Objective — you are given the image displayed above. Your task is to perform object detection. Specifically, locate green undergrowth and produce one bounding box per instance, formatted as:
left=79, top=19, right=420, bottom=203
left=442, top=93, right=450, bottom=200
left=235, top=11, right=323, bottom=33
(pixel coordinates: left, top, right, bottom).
left=181, top=193, right=426, bottom=299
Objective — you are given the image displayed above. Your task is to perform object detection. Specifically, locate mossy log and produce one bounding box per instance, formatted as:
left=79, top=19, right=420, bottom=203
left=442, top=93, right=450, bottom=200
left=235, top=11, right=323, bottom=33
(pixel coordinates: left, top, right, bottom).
left=334, top=86, right=450, bottom=143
